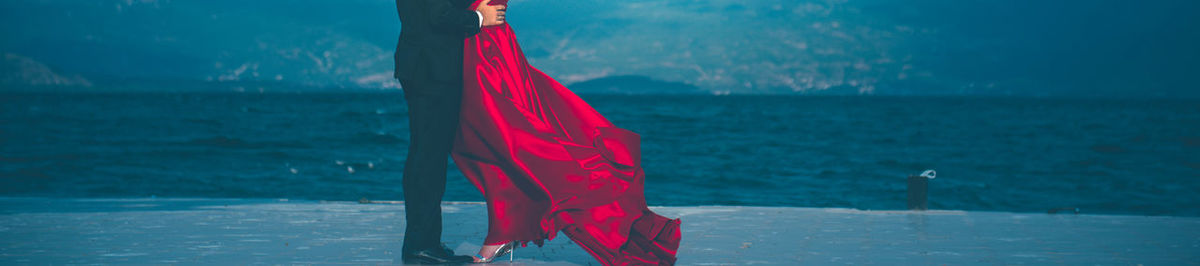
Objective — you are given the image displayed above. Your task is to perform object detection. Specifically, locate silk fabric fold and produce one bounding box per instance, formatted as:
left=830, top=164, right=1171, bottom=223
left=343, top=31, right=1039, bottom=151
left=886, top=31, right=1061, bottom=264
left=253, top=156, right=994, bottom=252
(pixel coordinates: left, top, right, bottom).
left=450, top=0, right=681, bottom=264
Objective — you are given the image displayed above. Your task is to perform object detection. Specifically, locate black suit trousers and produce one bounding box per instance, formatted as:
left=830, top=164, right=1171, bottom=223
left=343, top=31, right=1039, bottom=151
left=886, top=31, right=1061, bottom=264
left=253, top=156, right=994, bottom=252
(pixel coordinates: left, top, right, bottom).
left=398, top=77, right=463, bottom=252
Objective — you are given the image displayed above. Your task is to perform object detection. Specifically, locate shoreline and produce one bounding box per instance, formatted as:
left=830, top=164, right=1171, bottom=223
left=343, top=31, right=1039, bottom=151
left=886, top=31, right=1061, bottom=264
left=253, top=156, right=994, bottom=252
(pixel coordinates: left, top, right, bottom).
left=0, top=196, right=1191, bottom=219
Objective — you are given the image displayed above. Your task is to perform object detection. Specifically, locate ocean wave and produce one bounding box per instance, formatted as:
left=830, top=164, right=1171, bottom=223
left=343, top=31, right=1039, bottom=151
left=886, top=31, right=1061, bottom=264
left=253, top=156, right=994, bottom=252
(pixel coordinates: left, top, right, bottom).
left=337, top=110, right=364, bottom=118
left=181, top=118, right=222, bottom=127
left=183, top=136, right=311, bottom=149
left=351, top=132, right=406, bottom=145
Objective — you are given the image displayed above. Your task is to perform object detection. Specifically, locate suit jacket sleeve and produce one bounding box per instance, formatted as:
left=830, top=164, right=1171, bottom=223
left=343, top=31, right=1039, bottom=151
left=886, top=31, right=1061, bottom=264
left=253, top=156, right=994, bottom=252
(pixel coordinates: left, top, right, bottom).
left=429, top=0, right=482, bottom=37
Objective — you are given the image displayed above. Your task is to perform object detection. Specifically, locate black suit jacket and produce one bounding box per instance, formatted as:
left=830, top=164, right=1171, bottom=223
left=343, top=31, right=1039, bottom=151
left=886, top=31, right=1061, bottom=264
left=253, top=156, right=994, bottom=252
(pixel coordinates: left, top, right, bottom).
left=394, top=0, right=482, bottom=82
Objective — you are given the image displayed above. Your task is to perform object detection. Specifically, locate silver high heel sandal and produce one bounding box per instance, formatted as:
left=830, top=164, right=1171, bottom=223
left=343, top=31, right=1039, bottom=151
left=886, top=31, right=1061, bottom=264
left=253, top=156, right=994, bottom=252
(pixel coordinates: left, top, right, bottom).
left=474, top=241, right=517, bottom=263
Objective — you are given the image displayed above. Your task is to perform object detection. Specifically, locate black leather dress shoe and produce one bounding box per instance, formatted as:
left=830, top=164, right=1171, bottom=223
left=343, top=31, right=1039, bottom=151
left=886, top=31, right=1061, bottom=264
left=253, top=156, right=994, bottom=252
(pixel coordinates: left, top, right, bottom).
left=401, top=244, right=474, bottom=265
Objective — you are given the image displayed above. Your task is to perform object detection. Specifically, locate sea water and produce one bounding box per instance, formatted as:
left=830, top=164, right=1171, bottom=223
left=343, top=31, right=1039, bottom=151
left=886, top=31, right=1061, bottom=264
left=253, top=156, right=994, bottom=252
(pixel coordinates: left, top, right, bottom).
left=1, top=92, right=1197, bottom=216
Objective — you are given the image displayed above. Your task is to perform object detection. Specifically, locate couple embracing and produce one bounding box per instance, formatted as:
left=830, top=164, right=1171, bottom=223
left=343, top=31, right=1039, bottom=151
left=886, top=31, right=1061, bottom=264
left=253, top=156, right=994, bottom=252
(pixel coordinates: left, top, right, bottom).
left=392, top=0, right=681, bottom=265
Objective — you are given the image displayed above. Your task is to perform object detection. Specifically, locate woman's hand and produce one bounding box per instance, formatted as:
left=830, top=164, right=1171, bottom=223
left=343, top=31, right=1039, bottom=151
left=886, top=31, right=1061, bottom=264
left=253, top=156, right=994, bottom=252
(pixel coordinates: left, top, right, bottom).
left=476, top=0, right=507, bottom=27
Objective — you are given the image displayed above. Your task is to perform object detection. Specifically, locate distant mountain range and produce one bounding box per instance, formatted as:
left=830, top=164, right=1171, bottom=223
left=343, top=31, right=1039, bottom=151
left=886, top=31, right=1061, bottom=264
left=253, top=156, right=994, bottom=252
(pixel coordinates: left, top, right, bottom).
left=1, top=0, right=1197, bottom=97
left=2, top=53, right=92, bottom=90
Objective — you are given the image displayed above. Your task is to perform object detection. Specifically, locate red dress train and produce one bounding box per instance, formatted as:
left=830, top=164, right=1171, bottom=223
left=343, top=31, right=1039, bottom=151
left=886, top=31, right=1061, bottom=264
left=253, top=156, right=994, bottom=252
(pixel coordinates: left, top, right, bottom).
left=450, top=0, right=681, bottom=264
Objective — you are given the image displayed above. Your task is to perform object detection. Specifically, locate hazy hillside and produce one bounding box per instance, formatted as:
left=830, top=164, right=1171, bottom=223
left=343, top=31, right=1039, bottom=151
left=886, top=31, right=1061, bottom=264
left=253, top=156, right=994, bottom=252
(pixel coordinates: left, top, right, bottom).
left=2, top=53, right=93, bottom=90
left=1, top=0, right=1197, bottom=96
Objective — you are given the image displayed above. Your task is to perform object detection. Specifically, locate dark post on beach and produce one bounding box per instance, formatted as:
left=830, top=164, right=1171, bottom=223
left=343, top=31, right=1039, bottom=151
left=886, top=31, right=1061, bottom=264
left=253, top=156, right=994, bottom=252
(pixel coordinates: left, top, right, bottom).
left=907, top=170, right=936, bottom=210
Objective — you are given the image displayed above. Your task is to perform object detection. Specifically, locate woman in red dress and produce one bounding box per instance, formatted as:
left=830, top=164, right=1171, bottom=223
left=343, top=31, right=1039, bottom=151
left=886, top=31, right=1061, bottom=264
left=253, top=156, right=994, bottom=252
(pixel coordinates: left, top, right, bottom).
left=451, top=0, right=681, bottom=264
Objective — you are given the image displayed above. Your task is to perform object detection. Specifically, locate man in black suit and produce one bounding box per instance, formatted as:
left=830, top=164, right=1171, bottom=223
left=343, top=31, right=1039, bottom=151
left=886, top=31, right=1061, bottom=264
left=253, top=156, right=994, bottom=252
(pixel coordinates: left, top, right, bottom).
left=393, top=0, right=505, bottom=264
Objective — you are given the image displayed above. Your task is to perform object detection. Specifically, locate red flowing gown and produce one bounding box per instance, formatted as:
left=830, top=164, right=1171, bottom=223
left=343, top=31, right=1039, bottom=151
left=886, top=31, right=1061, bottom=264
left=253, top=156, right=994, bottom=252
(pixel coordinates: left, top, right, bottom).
left=451, top=0, right=681, bottom=264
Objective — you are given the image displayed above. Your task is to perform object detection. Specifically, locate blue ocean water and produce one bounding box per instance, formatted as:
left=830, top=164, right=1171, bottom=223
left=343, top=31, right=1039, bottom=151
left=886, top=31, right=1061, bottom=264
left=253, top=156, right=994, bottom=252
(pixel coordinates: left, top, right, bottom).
left=1, top=92, right=1198, bottom=216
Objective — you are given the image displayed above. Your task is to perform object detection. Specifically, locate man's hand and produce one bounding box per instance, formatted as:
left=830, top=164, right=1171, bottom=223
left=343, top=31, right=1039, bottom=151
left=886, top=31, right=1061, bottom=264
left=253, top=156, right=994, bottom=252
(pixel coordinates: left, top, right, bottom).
left=476, top=0, right=506, bottom=27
